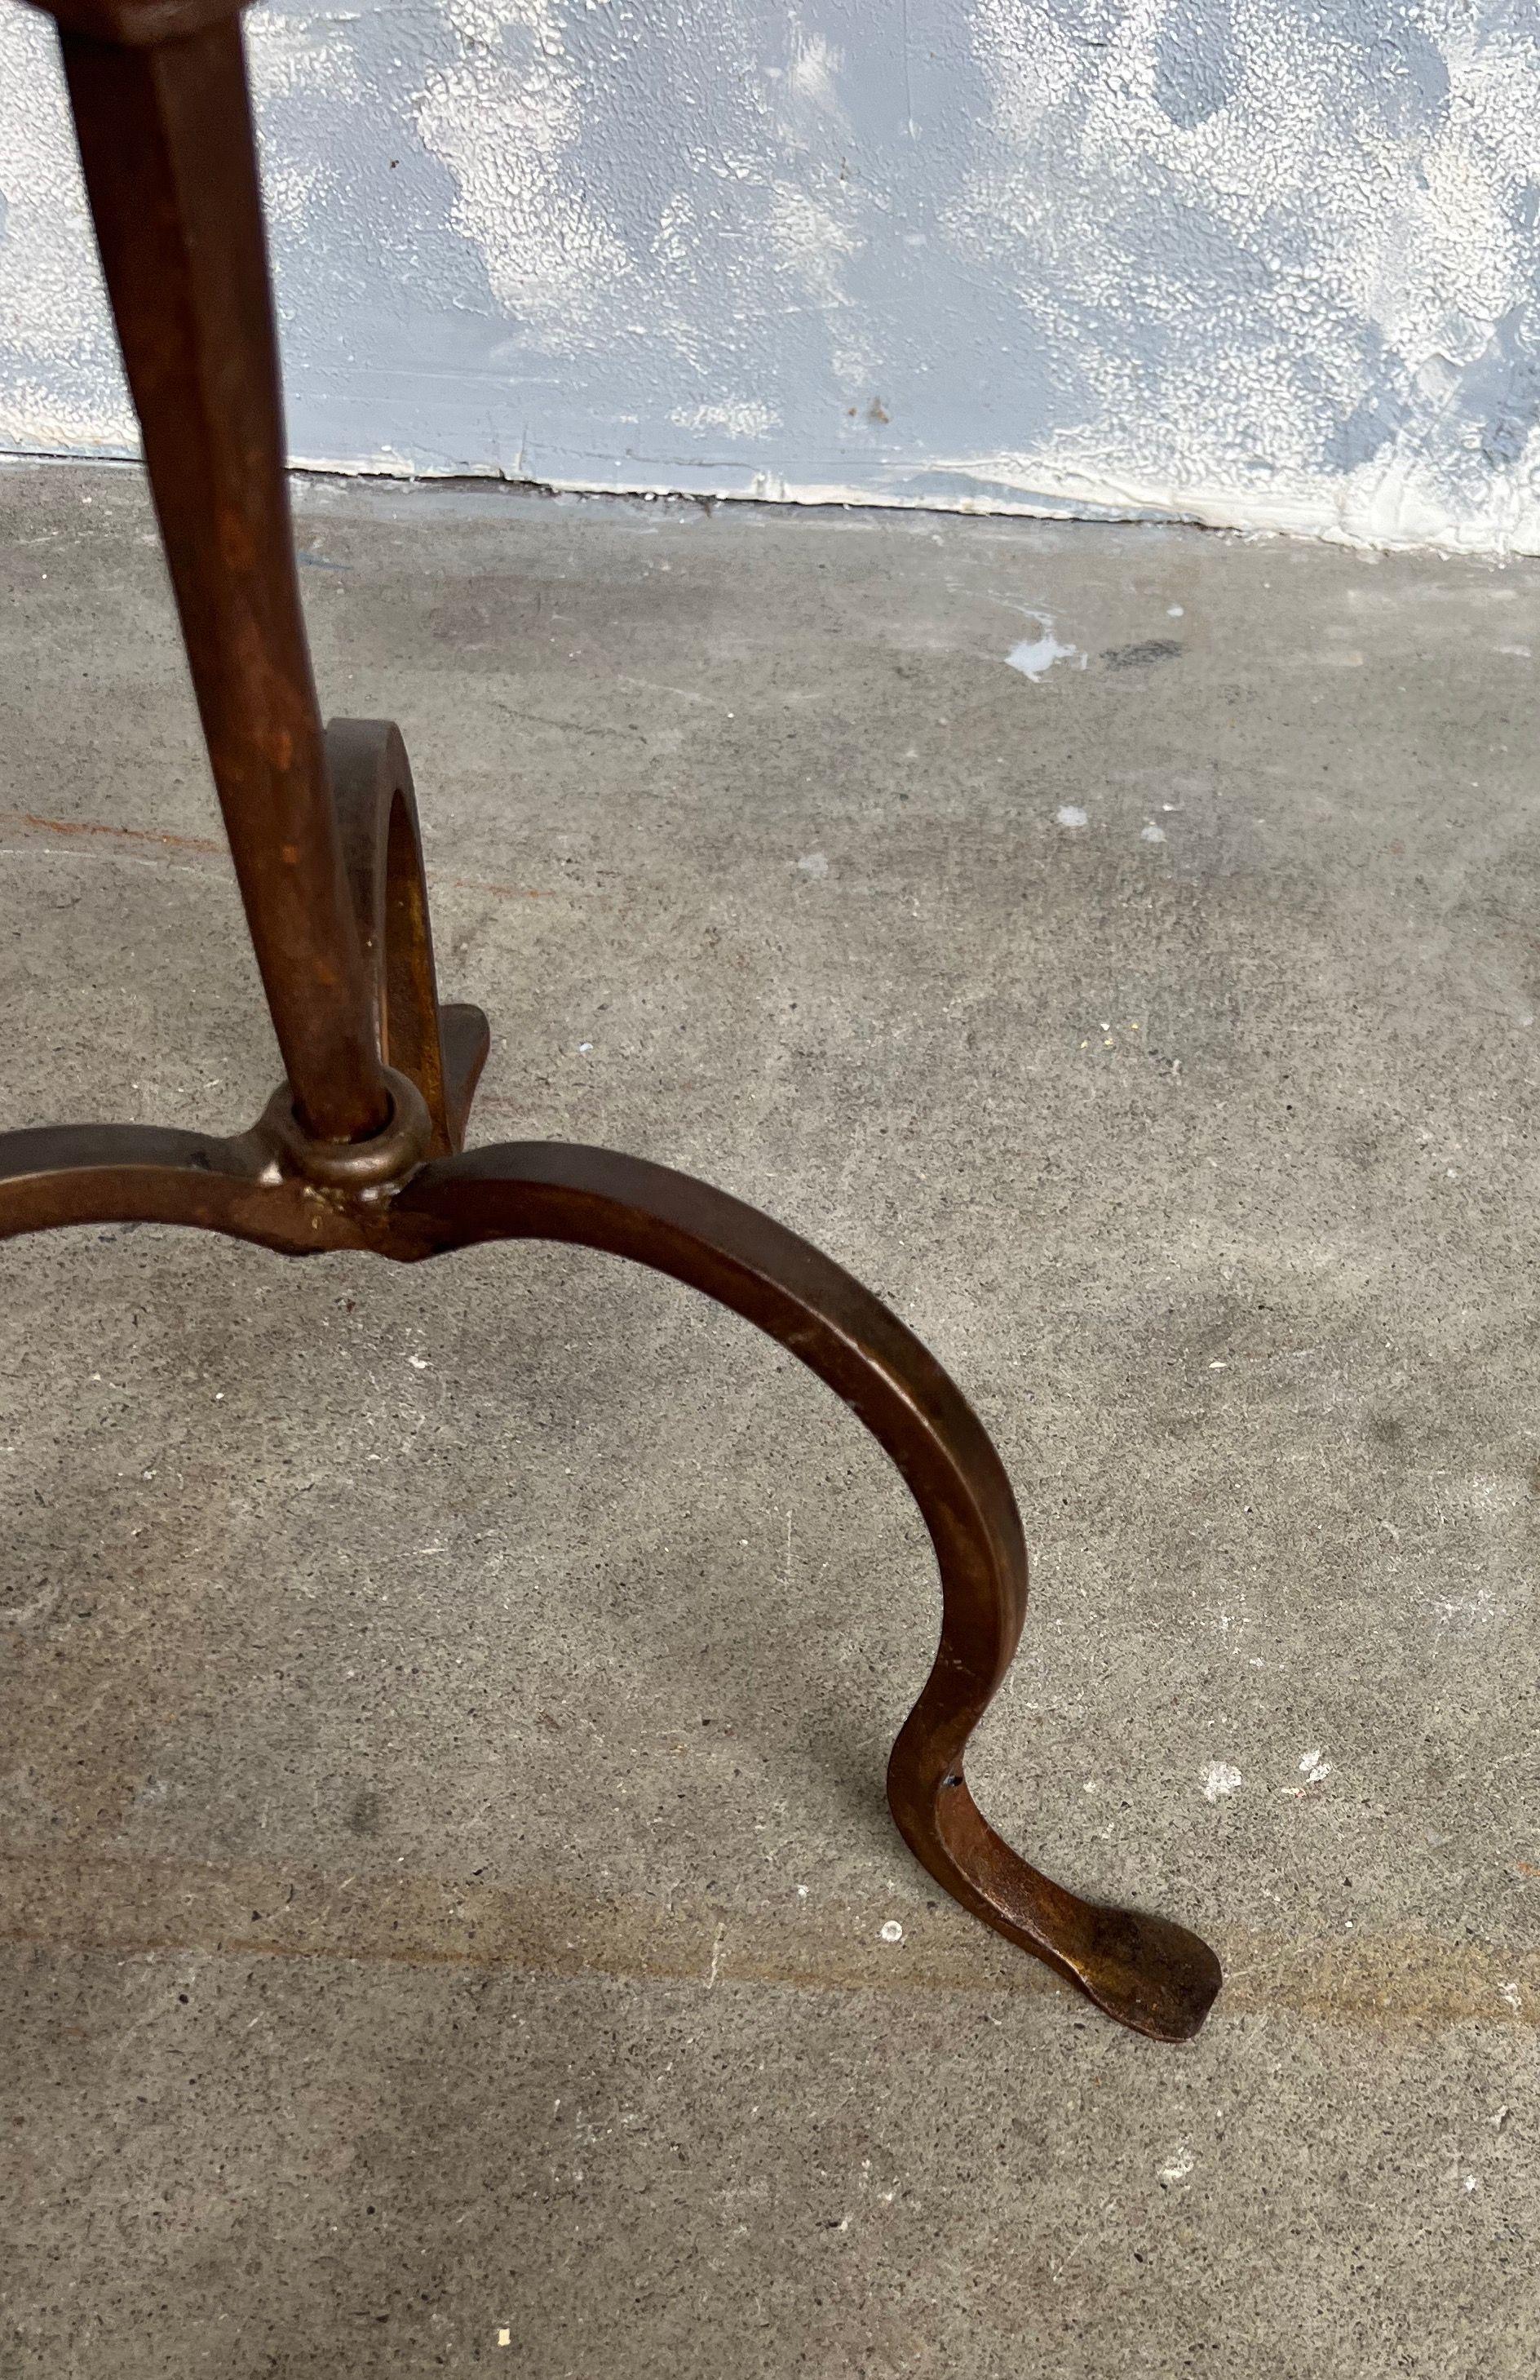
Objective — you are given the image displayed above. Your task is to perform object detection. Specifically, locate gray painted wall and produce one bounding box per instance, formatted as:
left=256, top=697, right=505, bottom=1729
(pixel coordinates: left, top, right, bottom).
left=3, top=1, right=1540, bottom=552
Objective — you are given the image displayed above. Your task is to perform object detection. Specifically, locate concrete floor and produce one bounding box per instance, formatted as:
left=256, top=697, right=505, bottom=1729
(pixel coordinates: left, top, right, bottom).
left=2, top=460, right=1538, bottom=2376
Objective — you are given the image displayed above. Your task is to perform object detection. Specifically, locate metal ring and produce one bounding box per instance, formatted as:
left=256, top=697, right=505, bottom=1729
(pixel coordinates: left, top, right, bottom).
left=259, top=1066, right=432, bottom=1190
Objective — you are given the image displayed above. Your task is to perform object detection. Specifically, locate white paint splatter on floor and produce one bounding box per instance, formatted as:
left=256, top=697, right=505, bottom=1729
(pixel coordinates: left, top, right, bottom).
left=1201, top=1761, right=1243, bottom=1802
left=1007, top=622, right=1079, bottom=679
left=1055, top=804, right=1088, bottom=828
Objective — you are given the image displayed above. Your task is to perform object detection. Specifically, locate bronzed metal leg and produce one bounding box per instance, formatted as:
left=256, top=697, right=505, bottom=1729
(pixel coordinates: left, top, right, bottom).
left=6, top=0, right=1223, bottom=2037
left=0, top=1106, right=1222, bottom=2041
left=56, top=5, right=387, bottom=1142
left=389, top=1146, right=1224, bottom=2041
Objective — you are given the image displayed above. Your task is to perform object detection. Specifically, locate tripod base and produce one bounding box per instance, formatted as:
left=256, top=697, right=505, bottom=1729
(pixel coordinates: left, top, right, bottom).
left=0, top=725, right=1222, bottom=2042
left=12, top=0, right=1222, bottom=2046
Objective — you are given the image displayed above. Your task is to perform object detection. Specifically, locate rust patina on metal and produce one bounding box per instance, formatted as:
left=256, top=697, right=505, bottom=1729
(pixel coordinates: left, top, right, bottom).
left=2, top=0, right=1222, bottom=2042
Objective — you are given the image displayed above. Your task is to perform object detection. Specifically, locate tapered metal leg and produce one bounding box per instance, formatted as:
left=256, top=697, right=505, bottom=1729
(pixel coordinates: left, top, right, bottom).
left=55, top=9, right=387, bottom=1143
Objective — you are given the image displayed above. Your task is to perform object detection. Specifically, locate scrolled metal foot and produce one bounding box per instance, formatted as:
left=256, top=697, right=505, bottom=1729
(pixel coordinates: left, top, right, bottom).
left=390, top=1141, right=1224, bottom=2041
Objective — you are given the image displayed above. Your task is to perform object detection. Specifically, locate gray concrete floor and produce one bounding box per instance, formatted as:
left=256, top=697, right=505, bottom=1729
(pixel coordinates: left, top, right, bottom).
left=2, top=460, right=1538, bottom=2376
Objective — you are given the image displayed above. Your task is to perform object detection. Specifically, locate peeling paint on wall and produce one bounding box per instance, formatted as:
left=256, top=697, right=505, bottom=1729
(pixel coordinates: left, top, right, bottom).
left=2, top=0, right=1540, bottom=553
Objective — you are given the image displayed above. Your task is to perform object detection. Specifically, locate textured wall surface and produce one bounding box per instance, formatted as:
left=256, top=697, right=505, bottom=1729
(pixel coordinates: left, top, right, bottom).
left=3, top=0, right=1540, bottom=552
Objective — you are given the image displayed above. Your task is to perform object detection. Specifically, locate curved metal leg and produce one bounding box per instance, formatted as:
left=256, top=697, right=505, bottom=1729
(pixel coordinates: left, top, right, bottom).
left=0, top=1122, right=294, bottom=1249
left=392, top=1141, right=1223, bottom=2041
left=2, top=1116, right=1220, bottom=2037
